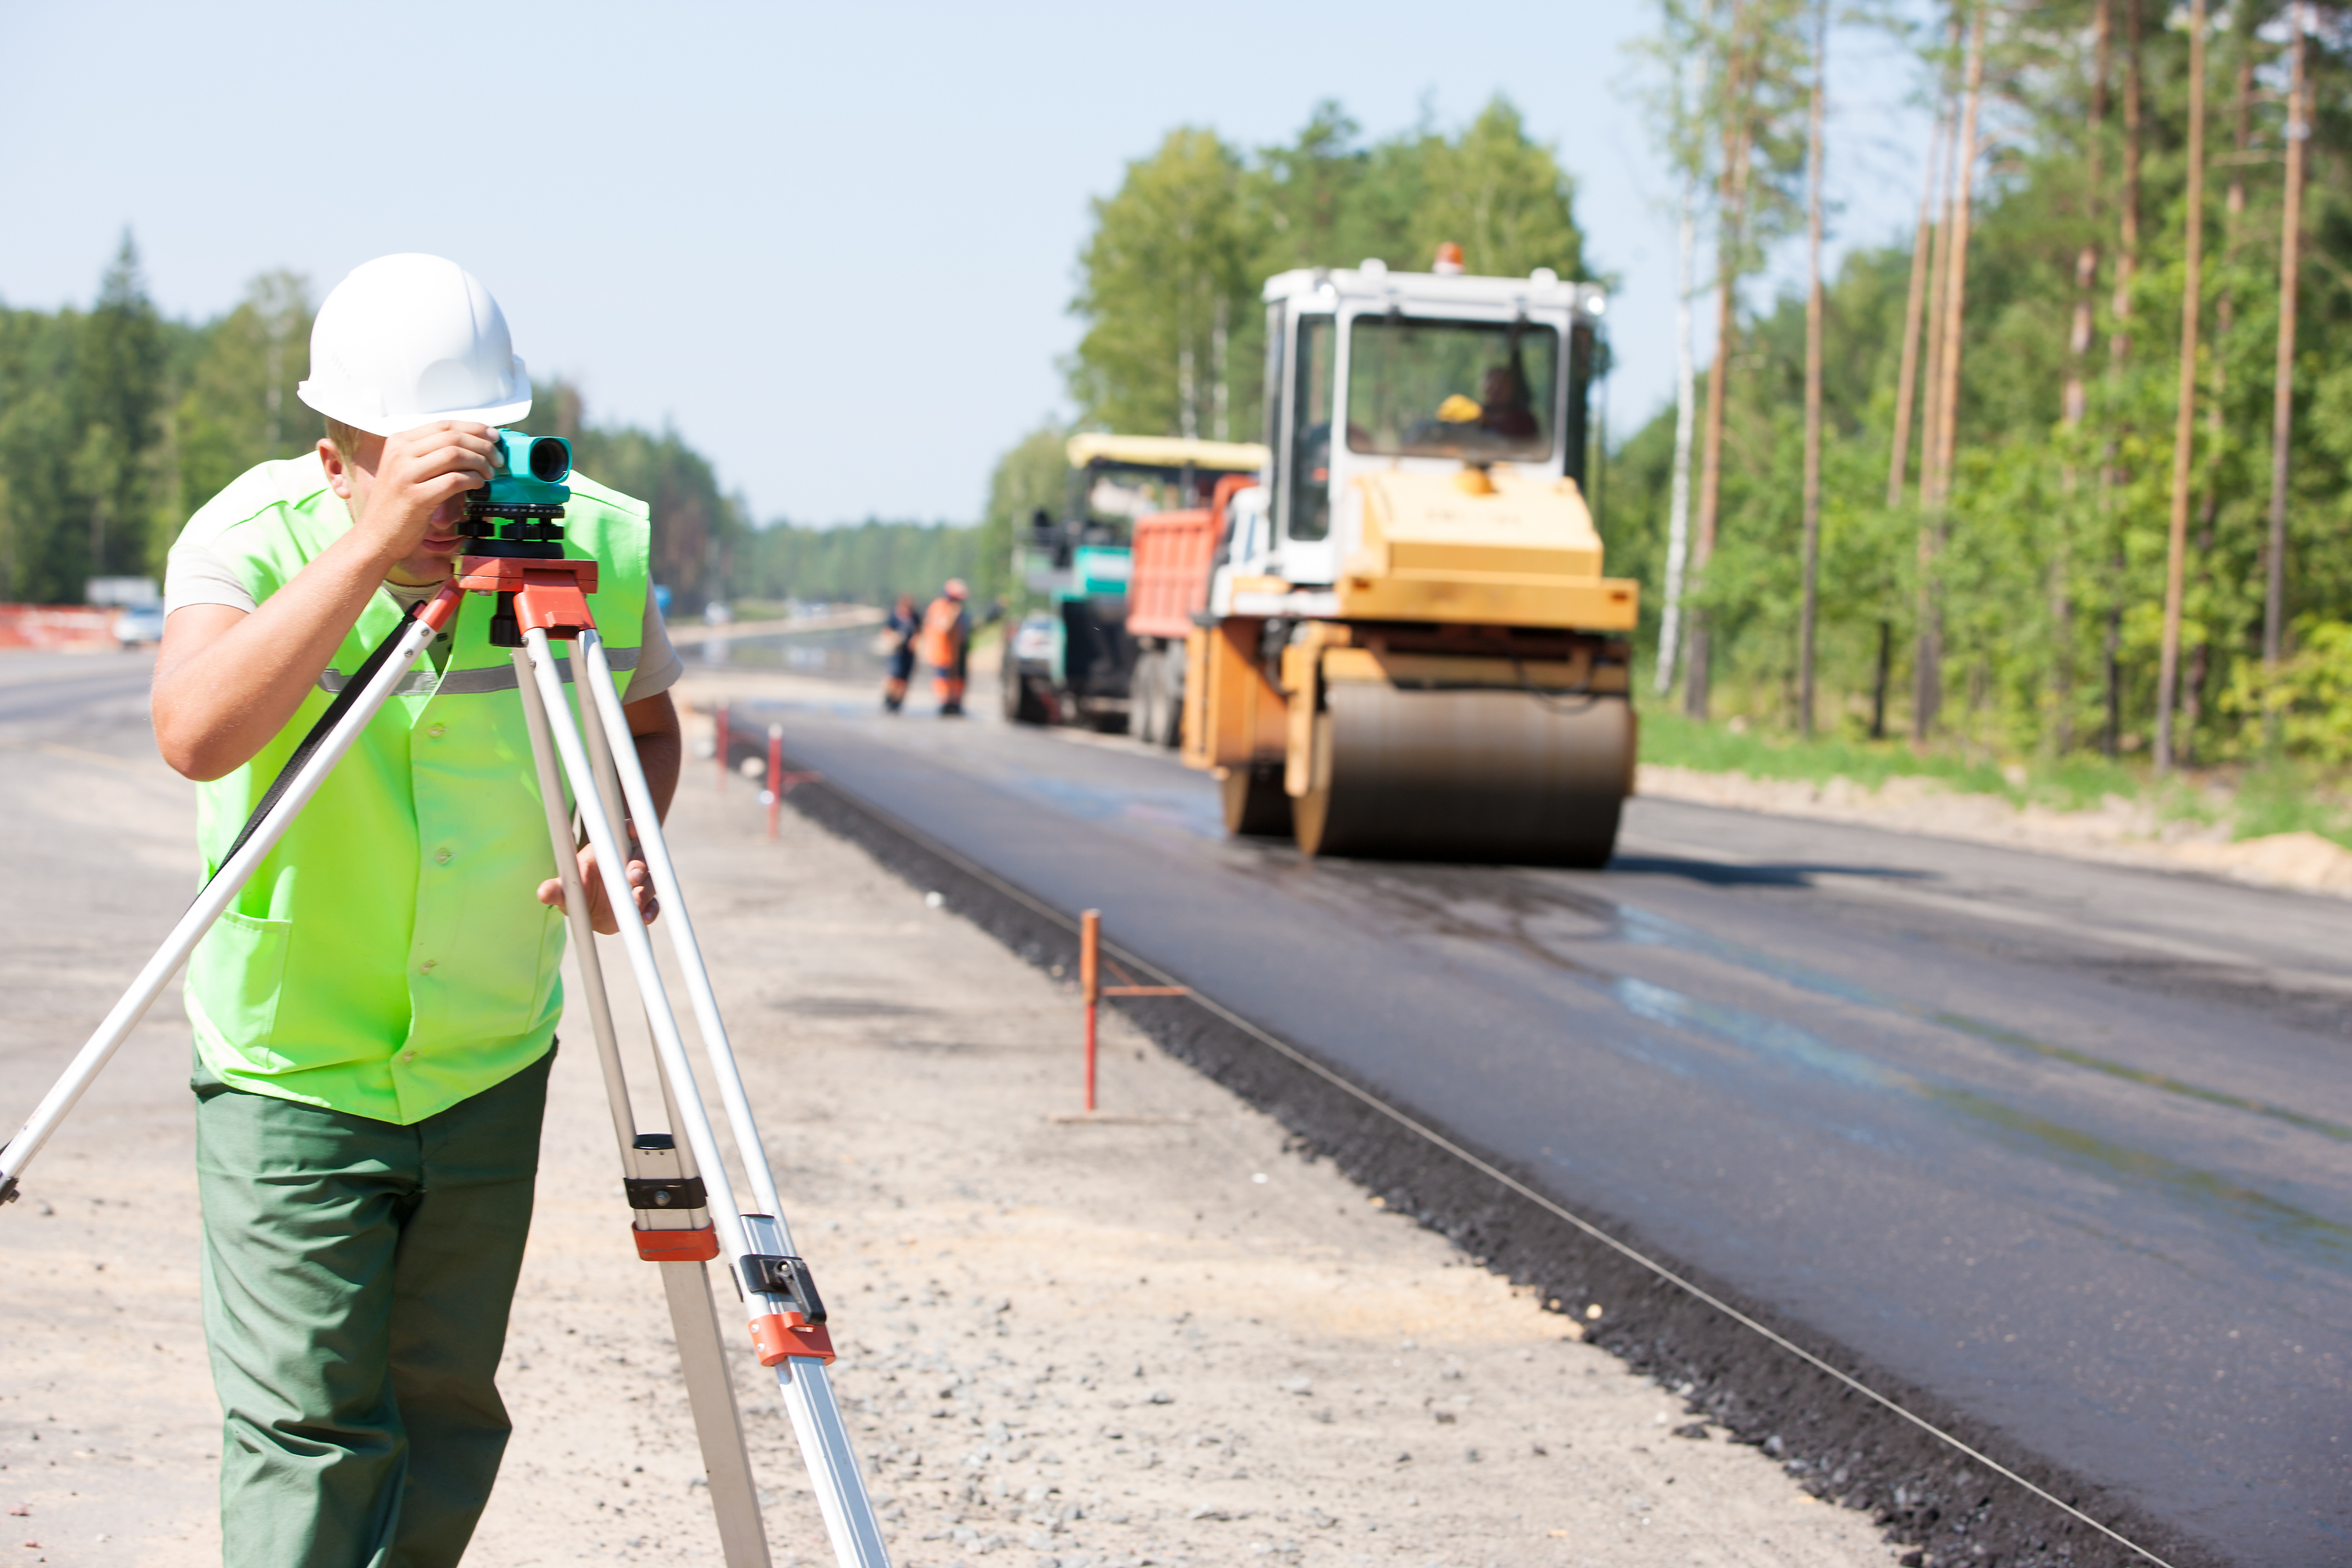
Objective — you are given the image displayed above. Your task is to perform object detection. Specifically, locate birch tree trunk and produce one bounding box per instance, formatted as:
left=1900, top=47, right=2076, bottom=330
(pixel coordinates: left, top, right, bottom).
left=2264, top=3, right=2310, bottom=703
left=2103, top=0, right=2143, bottom=757
left=2054, top=0, right=2111, bottom=753
left=1798, top=0, right=1828, bottom=736
left=1656, top=180, right=1700, bottom=696
left=1887, top=100, right=1947, bottom=510
left=2154, top=0, right=2208, bottom=774
left=1916, top=6, right=1984, bottom=742
left=1686, top=0, right=1755, bottom=722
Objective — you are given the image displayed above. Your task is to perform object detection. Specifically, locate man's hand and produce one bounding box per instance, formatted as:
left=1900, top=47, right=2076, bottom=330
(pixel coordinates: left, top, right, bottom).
left=538, top=826, right=659, bottom=935
left=352, top=423, right=500, bottom=572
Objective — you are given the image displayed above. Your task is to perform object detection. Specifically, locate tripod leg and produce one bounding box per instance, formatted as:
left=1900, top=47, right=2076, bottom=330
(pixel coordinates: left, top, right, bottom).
left=572, top=633, right=891, bottom=1568
left=662, top=1258, right=772, bottom=1568
left=516, top=651, right=774, bottom=1568
left=514, top=651, right=639, bottom=1153
left=2, top=588, right=461, bottom=1204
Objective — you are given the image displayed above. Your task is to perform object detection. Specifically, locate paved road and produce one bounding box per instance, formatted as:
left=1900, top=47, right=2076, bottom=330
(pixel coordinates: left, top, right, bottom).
left=0, top=648, right=156, bottom=726
left=736, top=676, right=2350, bottom=1566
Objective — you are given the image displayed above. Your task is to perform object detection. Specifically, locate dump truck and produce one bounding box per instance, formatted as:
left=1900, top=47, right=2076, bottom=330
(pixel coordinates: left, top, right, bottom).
left=1126, top=472, right=1255, bottom=747
left=1164, top=252, right=1637, bottom=865
left=1003, top=434, right=1266, bottom=729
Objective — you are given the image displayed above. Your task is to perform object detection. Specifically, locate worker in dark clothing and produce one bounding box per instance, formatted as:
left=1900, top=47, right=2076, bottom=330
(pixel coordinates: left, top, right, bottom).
left=882, top=593, right=918, bottom=713
left=917, top=579, right=971, bottom=717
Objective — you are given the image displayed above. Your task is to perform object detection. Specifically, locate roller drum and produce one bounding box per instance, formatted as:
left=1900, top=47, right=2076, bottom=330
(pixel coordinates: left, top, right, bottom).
left=1292, top=685, right=1631, bottom=866
left=1222, top=763, right=1293, bottom=837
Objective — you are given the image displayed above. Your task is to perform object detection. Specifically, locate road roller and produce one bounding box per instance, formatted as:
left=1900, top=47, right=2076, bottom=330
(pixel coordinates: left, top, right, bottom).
left=1163, top=249, right=1638, bottom=866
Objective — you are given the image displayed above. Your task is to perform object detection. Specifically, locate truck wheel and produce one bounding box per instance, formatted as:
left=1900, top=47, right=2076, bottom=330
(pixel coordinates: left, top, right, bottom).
left=1002, top=671, right=1050, bottom=725
left=1159, top=660, right=1185, bottom=750
left=1131, top=650, right=1166, bottom=746
left=1221, top=763, right=1292, bottom=837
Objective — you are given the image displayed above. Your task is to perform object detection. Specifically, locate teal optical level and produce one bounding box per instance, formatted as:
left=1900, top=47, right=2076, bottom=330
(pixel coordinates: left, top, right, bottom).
left=463, top=431, right=572, bottom=557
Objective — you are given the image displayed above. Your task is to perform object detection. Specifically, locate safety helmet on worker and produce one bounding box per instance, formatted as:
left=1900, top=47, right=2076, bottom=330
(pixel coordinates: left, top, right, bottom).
left=297, top=254, right=532, bottom=437
left=943, top=579, right=969, bottom=601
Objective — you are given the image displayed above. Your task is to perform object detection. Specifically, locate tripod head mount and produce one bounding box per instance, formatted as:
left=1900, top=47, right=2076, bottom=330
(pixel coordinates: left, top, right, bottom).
left=460, top=430, right=572, bottom=559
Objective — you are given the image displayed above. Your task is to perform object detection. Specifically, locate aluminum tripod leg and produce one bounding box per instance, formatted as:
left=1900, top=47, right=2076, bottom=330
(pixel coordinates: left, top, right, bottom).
left=513, top=652, right=772, bottom=1568
left=571, top=630, right=890, bottom=1565
left=0, top=588, right=463, bottom=1203
left=519, top=630, right=891, bottom=1568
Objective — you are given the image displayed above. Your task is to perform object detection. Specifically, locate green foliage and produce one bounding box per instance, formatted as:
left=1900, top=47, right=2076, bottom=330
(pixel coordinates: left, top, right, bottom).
left=532, top=382, right=748, bottom=615
left=731, top=518, right=979, bottom=611
left=0, top=231, right=199, bottom=602
left=1069, top=96, right=1592, bottom=441
left=1070, top=129, right=1260, bottom=442
left=977, top=423, right=1066, bottom=611
left=0, top=250, right=763, bottom=613
left=2225, top=619, right=2352, bottom=765
left=1607, top=0, right=2352, bottom=771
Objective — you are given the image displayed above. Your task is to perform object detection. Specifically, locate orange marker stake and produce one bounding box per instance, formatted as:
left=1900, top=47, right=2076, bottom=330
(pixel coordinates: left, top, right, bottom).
left=715, top=701, right=730, bottom=793
left=1080, top=909, right=1100, bottom=1112
left=766, top=724, right=784, bottom=840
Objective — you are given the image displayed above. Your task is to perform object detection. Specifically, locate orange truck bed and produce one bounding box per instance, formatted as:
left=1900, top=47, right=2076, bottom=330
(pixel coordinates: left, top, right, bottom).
left=1127, top=474, right=1251, bottom=641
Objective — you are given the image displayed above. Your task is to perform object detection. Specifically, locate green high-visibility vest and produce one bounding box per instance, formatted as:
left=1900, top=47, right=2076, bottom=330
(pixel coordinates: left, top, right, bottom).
left=177, top=454, right=651, bottom=1124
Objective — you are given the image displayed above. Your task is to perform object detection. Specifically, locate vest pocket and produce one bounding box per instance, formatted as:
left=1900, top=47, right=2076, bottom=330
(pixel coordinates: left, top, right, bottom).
left=187, top=910, right=292, bottom=1050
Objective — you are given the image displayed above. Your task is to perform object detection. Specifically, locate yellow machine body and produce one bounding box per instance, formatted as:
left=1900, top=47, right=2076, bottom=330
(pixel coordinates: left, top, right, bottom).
left=1336, top=468, right=1638, bottom=631
left=1181, top=472, right=1639, bottom=866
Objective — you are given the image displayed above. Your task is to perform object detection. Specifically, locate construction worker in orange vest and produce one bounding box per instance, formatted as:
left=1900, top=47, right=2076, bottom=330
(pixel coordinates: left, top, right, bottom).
left=916, top=579, right=971, bottom=717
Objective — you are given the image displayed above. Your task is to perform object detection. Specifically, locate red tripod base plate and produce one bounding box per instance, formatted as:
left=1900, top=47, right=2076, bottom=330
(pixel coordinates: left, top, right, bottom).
left=459, top=555, right=601, bottom=641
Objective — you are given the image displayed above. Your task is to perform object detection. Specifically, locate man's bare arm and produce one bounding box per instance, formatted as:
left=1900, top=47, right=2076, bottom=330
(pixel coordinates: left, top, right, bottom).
left=152, top=424, right=497, bottom=782
left=626, top=689, right=682, bottom=822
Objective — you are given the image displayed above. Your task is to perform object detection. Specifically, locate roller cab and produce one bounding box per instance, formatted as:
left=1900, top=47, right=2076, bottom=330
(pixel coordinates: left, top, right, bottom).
left=1166, top=253, right=1638, bottom=866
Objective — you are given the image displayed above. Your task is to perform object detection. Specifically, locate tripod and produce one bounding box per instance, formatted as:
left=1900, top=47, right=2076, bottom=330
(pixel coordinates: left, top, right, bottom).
left=0, top=547, right=892, bottom=1567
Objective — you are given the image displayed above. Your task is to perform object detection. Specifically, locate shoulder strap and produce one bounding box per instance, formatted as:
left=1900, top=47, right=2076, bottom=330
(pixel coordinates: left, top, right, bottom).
left=197, top=604, right=421, bottom=902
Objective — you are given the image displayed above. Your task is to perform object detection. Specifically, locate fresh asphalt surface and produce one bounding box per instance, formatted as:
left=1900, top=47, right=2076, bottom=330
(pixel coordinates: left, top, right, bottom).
left=732, top=662, right=2350, bottom=1567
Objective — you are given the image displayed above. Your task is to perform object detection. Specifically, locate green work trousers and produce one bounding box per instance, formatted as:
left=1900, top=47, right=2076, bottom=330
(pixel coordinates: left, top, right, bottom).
left=193, top=1047, right=552, bottom=1568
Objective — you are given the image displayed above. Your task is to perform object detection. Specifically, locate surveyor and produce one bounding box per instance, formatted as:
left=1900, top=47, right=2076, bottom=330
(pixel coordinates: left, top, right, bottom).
left=881, top=590, right=919, bottom=712
left=918, top=577, right=971, bottom=717
left=150, top=253, right=684, bottom=1568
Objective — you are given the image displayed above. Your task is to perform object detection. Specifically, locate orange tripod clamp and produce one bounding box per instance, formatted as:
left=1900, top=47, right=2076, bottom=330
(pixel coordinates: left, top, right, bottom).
left=458, top=555, right=601, bottom=643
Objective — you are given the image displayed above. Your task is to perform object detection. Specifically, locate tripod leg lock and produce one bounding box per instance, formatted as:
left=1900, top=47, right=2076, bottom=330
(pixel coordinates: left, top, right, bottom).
left=740, top=1254, right=827, bottom=1323
left=633, top=1224, right=720, bottom=1263
left=626, top=1174, right=709, bottom=1210
left=751, top=1311, right=837, bottom=1367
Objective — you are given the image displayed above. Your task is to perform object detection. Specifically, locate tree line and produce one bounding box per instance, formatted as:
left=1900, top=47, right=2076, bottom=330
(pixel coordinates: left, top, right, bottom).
left=1614, top=0, right=2351, bottom=770
left=1027, top=8, right=2352, bottom=771
left=0, top=239, right=991, bottom=616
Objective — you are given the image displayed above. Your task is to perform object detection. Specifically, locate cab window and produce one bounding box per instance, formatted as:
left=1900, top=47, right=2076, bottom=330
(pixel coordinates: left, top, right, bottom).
left=1345, top=316, right=1559, bottom=463
left=1284, top=314, right=1336, bottom=543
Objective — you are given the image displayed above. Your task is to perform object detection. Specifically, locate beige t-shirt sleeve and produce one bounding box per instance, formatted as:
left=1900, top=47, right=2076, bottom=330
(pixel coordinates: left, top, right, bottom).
left=163, top=542, right=260, bottom=614
left=627, top=599, right=684, bottom=703
left=162, top=543, right=685, bottom=703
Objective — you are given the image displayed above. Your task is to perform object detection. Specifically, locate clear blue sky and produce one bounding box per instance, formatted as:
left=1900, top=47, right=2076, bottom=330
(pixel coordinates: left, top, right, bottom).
left=0, top=2, right=1930, bottom=526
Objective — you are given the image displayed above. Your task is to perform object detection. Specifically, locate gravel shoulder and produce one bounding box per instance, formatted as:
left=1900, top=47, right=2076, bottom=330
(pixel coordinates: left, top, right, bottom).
left=2, top=663, right=1897, bottom=1567
left=1636, top=762, right=2352, bottom=897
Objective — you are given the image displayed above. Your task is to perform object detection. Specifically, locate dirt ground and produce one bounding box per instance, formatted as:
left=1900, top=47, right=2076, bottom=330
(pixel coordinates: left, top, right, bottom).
left=2, top=658, right=1898, bottom=1567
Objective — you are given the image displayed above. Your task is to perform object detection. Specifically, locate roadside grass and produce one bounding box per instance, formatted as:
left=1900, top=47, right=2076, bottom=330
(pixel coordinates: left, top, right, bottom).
left=1634, top=704, right=2352, bottom=848
left=1636, top=706, right=2013, bottom=797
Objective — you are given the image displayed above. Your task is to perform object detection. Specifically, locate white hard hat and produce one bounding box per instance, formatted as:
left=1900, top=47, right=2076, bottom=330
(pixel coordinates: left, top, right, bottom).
left=297, top=254, right=532, bottom=437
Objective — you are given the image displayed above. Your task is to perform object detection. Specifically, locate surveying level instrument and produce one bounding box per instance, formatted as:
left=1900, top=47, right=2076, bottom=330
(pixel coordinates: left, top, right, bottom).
left=0, top=435, right=893, bottom=1568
